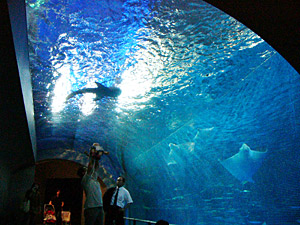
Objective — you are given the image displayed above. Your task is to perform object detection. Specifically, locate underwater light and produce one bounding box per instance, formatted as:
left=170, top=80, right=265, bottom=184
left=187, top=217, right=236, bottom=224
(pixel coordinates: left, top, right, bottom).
left=116, top=40, right=165, bottom=112
left=51, top=66, right=72, bottom=113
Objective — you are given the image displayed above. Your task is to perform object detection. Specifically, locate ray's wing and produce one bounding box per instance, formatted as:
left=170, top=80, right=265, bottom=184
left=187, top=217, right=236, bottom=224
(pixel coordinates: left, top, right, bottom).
left=249, top=149, right=267, bottom=162
left=220, top=146, right=267, bottom=183
left=220, top=151, right=254, bottom=183
left=167, top=143, right=180, bottom=166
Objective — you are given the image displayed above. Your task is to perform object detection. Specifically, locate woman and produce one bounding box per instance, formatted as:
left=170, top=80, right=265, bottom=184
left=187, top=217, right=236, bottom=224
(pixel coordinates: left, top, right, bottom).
left=22, top=183, right=41, bottom=225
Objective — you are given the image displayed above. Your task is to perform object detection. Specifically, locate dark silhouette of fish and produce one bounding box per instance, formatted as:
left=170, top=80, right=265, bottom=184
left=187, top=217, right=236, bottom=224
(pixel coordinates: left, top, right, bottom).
left=66, top=82, right=121, bottom=101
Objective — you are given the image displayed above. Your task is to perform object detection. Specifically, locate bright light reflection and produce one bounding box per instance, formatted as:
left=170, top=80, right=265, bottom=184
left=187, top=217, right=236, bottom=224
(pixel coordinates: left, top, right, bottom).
left=51, top=66, right=71, bottom=113
left=80, top=93, right=97, bottom=116
left=116, top=44, right=164, bottom=112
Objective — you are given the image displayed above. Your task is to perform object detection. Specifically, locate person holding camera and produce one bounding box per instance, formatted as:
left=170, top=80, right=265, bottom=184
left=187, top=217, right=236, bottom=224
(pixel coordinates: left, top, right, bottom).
left=78, top=143, right=105, bottom=225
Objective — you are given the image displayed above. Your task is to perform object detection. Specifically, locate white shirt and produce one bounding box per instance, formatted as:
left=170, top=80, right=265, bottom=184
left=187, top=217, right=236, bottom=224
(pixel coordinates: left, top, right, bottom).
left=110, top=186, right=133, bottom=208
left=81, top=168, right=103, bottom=209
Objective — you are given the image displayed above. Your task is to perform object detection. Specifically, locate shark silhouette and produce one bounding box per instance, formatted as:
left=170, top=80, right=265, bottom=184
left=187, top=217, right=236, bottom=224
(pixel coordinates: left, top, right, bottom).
left=66, top=82, right=121, bottom=101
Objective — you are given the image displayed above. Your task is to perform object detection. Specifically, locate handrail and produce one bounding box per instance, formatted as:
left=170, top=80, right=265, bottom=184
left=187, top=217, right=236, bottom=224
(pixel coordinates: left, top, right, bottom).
left=124, top=217, right=156, bottom=224
left=124, top=217, right=175, bottom=225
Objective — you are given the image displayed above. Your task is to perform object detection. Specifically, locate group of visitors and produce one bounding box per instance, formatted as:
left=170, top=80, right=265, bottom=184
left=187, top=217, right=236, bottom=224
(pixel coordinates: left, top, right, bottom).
left=21, top=143, right=169, bottom=225
left=21, top=184, right=64, bottom=225
left=78, top=143, right=133, bottom=225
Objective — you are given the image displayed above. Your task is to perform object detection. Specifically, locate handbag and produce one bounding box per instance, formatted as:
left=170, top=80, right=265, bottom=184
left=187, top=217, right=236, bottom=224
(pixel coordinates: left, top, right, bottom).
left=22, top=200, right=30, bottom=213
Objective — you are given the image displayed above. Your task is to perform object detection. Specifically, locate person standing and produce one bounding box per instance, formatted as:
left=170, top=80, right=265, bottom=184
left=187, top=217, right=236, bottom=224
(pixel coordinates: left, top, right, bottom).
left=104, top=176, right=133, bottom=225
left=49, top=189, right=64, bottom=225
left=78, top=143, right=104, bottom=225
left=22, top=183, right=41, bottom=225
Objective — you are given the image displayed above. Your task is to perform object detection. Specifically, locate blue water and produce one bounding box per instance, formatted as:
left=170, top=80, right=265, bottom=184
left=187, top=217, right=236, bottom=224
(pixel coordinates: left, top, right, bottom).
left=26, top=0, right=300, bottom=224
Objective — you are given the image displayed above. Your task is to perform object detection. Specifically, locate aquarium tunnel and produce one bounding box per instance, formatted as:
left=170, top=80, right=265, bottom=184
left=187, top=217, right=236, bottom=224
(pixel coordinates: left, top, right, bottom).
left=4, top=0, right=300, bottom=224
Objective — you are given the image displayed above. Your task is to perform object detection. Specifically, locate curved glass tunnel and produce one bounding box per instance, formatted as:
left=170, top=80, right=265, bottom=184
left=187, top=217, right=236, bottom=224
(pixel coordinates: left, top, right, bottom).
left=26, top=0, right=300, bottom=224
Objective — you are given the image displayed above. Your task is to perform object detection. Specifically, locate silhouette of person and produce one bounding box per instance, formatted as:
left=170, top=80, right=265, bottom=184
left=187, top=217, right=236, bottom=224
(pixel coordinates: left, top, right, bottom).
left=22, top=183, right=41, bottom=225
left=155, top=220, right=169, bottom=225
left=49, top=189, right=64, bottom=225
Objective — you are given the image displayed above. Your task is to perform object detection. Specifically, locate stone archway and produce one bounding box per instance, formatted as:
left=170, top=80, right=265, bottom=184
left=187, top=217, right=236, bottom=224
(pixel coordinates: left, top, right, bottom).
left=35, top=159, right=107, bottom=225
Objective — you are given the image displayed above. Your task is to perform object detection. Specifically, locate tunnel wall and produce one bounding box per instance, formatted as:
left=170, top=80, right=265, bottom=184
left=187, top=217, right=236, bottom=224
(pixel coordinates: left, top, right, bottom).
left=124, top=51, right=300, bottom=224
left=0, top=0, right=36, bottom=223
left=0, top=160, right=11, bottom=222
left=0, top=164, right=35, bottom=224
left=7, top=0, right=36, bottom=160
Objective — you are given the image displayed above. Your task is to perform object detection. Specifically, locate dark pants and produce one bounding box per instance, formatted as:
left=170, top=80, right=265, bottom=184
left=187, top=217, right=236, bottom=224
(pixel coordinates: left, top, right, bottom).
left=105, top=206, right=124, bottom=225
left=56, top=210, right=62, bottom=225
left=22, top=212, right=36, bottom=225
left=84, top=207, right=104, bottom=225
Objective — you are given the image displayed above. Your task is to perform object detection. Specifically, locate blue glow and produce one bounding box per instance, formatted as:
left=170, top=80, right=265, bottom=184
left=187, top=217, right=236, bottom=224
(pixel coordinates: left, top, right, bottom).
left=27, top=0, right=300, bottom=224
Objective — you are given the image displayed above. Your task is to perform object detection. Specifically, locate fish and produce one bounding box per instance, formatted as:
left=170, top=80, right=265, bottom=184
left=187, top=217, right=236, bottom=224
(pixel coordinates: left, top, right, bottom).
left=220, top=143, right=267, bottom=183
left=167, top=130, right=200, bottom=166
left=66, top=82, right=121, bottom=101
left=167, top=127, right=214, bottom=166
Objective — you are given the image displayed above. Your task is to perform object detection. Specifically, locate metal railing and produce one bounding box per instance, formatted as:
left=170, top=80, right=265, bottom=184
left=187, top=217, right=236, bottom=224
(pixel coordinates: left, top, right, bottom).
left=124, top=217, right=175, bottom=225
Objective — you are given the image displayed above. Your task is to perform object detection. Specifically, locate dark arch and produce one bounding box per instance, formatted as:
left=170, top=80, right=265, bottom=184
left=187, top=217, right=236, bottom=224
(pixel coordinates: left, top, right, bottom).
left=35, top=159, right=108, bottom=193
left=35, top=159, right=108, bottom=225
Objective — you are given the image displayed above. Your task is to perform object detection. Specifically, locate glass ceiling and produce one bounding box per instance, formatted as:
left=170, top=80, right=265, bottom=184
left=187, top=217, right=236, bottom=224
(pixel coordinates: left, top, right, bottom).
left=26, top=0, right=300, bottom=224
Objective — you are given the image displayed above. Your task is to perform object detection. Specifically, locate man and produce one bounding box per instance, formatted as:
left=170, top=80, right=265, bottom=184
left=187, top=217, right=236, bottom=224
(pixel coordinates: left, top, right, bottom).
left=49, top=189, right=64, bottom=225
left=78, top=143, right=104, bottom=225
left=104, top=176, right=133, bottom=225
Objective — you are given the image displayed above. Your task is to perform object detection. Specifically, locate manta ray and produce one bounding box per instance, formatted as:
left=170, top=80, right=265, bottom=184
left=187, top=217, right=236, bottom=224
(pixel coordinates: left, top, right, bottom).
left=167, top=127, right=214, bottom=166
left=220, top=143, right=267, bottom=183
left=167, top=130, right=200, bottom=166
left=66, top=82, right=121, bottom=101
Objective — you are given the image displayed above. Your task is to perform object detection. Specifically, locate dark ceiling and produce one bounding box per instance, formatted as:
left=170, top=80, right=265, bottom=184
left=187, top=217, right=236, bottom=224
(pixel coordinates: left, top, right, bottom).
left=204, top=0, right=300, bottom=74
left=0, top=0, right=299, bottom=171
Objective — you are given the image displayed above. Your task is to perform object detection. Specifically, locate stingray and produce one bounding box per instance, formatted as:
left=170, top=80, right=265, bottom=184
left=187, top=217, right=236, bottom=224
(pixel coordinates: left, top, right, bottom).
left=220, top=143, right=267, bottom=183
left=167, top=127, right=214, bottom=166
left=167, top=130, right=200, bottom=166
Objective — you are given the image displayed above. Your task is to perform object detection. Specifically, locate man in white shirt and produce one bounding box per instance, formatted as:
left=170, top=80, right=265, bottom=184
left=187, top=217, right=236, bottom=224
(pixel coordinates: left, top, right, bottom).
left=104, top=176, right=133, bottom=225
